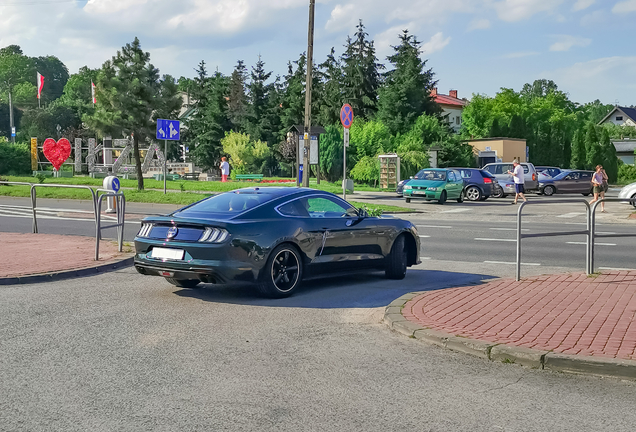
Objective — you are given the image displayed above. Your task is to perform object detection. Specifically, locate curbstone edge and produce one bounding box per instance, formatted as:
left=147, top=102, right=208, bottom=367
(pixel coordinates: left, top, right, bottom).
left=544, top=352, right=636, bottom=380
left=490, top=344, right=548, bottom=369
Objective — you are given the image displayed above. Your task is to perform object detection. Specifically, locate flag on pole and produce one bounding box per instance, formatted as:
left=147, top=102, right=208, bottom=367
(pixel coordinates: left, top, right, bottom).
left=36, top=72, right=45, bottom=99
left=91, top=81, right=96, bottom=104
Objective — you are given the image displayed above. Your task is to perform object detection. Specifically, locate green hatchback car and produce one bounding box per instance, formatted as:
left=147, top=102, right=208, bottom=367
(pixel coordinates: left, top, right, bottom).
left=403, top=168, right=465, bottom=204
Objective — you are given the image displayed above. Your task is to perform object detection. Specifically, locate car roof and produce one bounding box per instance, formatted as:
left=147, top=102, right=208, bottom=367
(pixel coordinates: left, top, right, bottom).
left=229, top=187, right=313, bottom=198
left=418, top=168, right=448, bottom=171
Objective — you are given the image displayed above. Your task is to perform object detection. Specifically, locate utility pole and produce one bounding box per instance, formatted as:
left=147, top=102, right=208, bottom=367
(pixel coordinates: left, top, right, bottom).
left=8, top=88, right=15, bottom=143
left=301, top=0, right=315, bottom=188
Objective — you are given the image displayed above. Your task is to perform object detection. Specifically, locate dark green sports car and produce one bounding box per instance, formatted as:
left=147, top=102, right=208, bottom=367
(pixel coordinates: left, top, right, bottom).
left=134, top=188, right=420, bottom=298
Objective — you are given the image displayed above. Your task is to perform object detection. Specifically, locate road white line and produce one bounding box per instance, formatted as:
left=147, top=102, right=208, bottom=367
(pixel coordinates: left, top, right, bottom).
left=0, top=205, right=94, bottom=214
left=420, top=257, right=431, bottom=260
left=566, top=242, right=616, bottom=246
left=441, top=208, right=471, bottom=213
left=484, top=261, right=541, bottom=266
left=595, top=232, right=617, bottom=235
left=419, top=235, right=430, bottom=238
left=416, top=225, right=452, bottom=229
left=474, top=238, right=517, bottom=242
left=0, top=213, right=139, bottom=224
left=490, top=228, right=529, bottom=232
left=557, top=212, right=585, bottom=218
left=599, top=267, right=636, bottom=271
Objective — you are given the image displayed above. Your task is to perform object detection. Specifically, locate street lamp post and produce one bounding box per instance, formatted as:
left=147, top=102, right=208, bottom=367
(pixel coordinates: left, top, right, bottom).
left=302, top=0, right=315, bottom=188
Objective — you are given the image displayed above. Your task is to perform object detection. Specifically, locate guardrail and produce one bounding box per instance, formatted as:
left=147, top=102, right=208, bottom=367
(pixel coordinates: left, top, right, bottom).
left=30, top=183, right=97, bottom=234
left=0, top=181, right=125, bottom=261
left=95, top=190, right=126, bottom=260
left=589, top=197, right=636, bottom=273
left=516, top=200, right=591, bottom=281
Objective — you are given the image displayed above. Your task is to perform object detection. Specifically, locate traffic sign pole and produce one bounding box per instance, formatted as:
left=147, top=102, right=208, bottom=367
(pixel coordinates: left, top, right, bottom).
left=164, top=140, right=167, bottom=194
left=340, top=104, right=353, bottom=200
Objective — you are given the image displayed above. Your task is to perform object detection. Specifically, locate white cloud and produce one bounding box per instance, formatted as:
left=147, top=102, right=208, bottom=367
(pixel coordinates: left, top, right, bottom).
left=493, top=0, right=565, bottom=22
left=580, top=10, right=607, bottom=25
left=374, top=23, right=418, bottom=59
left=572, top=0, right=595, bottom=11
left=549, top=35, right=591, bottom=51
left=467, top=18, right=491, bottom=31
left=325, top=4, right=357, bottom=32
left=503, top=51, right=540, bottom=58
left=421, top=32, right=451, bottom=54
left=612, top=0, right=636, bottom=13
left=84, top=0, right=149, bottom=14
left=543, top=56, right=636, bottom=103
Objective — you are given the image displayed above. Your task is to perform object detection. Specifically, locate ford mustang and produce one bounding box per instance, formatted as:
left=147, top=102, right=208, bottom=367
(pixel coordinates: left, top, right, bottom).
left=134, top=188, right=420, bottom=297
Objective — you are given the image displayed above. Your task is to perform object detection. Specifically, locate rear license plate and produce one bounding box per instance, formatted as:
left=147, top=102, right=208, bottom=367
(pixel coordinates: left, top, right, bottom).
left=413, top=190, right=427, bottom=195
left=150, top=247, right=184, bottom=260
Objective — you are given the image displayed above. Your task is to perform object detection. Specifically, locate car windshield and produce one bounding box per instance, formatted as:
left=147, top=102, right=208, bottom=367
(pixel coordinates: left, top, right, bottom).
left=174, top=191, right=273, bottom=217
left=415, top=170, right=446, bottom=181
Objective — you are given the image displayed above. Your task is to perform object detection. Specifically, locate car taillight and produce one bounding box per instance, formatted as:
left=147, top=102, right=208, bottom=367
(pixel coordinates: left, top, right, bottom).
left=532, top=173, right=536, bottom=181
left=483, top=177, right=492, bottom=183
left=137, top=223, right=153, bottom=238
left=199, top=227, right=230, bottom=243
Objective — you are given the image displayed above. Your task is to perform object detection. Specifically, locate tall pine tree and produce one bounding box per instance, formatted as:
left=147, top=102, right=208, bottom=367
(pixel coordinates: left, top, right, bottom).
left=585, top=122, right=603, bottom=169
left=228, top=60, right=248, bottom=132
left=341, top=21, right=384, bottom=120
left=600, top=127, right=618, bottom=182
left=316, top=47, right=342, bottom=127
left=377, top=30, right=439, bottom=135
left=246, top=56, right=274, bottom=144
left=570, top=128, right=586, bottom=169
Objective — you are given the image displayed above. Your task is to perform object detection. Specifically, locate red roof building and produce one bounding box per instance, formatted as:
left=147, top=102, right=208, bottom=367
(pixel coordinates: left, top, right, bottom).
left=430, top=88, right=468, bottom=133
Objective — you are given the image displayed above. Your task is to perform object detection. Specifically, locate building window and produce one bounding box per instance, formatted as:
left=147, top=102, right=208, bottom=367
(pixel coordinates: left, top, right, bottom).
left=456, top=116, right=461, bottom=125
left=616, top=116, right=623, bottom=121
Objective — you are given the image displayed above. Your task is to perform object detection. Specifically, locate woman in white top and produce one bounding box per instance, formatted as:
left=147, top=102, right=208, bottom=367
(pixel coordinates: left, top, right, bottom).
left=220, top=157, right=230, bottom=182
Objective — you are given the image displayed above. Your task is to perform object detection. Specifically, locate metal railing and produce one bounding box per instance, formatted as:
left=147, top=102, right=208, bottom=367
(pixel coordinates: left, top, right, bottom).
left=516, top=200, right=591, bottom=281
left=589, top=197, right=636, bottom=273
left=0, top=181, right=125, bottom=261
left=95, top=190, right=126, bottom=260
left=30, top=184, right=97, bottom=233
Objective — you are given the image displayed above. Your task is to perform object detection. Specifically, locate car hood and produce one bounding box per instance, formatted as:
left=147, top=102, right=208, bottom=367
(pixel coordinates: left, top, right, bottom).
left=618, top=183, right=636, bottom=198
left=408, top=180, right=446, bottom=188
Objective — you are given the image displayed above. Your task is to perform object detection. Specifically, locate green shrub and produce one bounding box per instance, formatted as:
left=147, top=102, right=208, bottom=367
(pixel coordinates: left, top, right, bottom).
left=0, top=142, right=31, bottom=175
left=350, top=156, right=380, bottom=186
left=618, top=164, right=636, bottom=183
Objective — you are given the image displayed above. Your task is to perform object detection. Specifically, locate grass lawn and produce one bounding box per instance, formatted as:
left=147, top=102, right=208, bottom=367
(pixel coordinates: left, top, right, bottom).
left=1, top=175, right=383, bottom=194
left=0, top=178, right=410, bottom=213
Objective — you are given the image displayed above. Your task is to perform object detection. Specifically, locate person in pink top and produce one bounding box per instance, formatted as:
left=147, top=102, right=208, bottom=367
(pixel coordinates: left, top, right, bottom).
left=589, top=165, right=607, bottom=212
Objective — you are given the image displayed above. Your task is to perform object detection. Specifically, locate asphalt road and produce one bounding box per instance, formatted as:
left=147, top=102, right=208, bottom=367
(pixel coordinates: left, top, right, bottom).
left=1, top=195, right=634, bottom=272
left=2, top=268, right=636, bottom=431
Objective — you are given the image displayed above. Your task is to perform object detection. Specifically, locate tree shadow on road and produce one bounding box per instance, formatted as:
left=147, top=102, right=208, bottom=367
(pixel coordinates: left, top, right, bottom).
left=172, top=269, right=497, bottom=309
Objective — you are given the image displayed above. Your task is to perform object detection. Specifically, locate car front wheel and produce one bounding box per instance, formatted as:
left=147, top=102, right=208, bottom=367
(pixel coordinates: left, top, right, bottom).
left=385, top=235, right=407, bottom=280
left=256, top=244, right=303, bottom=298
left=405, top=198, right=411, bottom=203
left=165, top=278, right=200, bottom=288
left=438, top=191, right=447, bottom=205
left=632, top=194, right=636, bottom=209
left=465, top=186, right=482, bottom=201
left=543, top=185, right=556, bottom=196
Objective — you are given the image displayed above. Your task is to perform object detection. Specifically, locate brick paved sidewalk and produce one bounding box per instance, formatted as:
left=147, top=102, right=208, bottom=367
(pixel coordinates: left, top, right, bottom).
left=403, top=272, right=636, bottom=361
left=0, top=232, right=124, bottom=278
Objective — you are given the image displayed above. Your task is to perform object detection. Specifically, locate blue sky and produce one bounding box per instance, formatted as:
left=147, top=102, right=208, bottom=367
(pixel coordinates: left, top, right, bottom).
left=1, top=0, right=635, bottom=105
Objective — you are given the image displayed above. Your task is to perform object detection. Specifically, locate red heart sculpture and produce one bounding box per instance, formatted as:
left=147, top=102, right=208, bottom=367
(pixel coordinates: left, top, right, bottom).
left=42, top=138, right=72, bottom=171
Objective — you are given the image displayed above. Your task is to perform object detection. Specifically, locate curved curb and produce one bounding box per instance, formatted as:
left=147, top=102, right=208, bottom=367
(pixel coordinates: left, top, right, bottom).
left=0, top=255, right=134, bottom=286
left=384, top=293, right=636, bottom=381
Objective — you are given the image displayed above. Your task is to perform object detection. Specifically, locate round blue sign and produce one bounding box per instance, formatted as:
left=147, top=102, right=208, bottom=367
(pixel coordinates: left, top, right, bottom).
left=111, top=177, right=120, bottom=192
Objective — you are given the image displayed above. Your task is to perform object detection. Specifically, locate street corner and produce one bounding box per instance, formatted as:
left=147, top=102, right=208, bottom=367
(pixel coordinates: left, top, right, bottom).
left=384, top=271, right=636, bottom=380
left=0, top=232, right=134, bottom=285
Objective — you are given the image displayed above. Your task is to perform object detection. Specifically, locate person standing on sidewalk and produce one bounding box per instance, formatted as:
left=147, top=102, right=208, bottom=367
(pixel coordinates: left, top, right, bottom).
left=220, top=157, right=230, bottom=182
left=507, top=160, right=527, bottom=204
left=590, top=165, right=607, bottom=213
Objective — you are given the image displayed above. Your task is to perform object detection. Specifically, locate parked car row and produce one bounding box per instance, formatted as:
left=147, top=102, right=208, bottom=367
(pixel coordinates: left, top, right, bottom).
left=397, top=162, right=601, bottom=202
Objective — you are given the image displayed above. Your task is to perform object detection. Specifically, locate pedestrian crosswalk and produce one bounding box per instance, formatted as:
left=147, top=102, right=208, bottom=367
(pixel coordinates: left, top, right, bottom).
left=0, top=205, right=135, bottom=224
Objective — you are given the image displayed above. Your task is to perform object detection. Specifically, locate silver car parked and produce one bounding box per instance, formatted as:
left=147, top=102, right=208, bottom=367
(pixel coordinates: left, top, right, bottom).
left=618, top=182, right=636, bottom=208
left=482, top=162, right=539, bottom=198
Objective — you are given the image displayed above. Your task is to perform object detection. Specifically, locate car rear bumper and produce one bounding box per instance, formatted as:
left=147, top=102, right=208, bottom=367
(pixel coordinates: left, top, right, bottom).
left=134, top=255, right=259, bottom=284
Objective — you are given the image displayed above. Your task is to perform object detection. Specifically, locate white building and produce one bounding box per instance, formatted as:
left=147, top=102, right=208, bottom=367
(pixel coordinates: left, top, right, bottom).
left=430, top=88, right=468, bottom=133
left=598, top=106, right=636, bottom=128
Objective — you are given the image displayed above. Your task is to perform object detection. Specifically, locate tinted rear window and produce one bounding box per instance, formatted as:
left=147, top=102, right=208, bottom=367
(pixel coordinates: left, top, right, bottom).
left=175, top=192, right=273, bottom=217
left=480, top=170, right=496, bottom=178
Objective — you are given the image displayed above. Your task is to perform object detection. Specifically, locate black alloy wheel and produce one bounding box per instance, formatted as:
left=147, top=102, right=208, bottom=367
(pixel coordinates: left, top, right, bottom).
left=457, top=192, right=464, bottom=203
left=465, top=186, right=482, bottom=201
left=632, top=194, right=636, bottom=209
left=165, top=278, right=201, bottom=288
left=543, top=185, right=556, bottom=196
left=257, top=244, right=303, bottom=298
left=438, top=191, right=447, bottom=205
left=385, top=235, right=407, bottom=280
left=405, top=198, right=411, bottom=203
left=492, top=187, right=505, bottom=199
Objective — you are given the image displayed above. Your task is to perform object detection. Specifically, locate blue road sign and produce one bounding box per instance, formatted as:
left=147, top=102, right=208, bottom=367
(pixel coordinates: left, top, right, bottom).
left=156, top=119, right=180, bottom=141
left=111, top=177, right=120, bottom=192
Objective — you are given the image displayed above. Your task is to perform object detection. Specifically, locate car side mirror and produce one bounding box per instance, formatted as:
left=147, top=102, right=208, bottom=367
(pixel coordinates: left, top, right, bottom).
left=357, top=208, right=369, bottom=218
left=409, top=176, right=414, bottom=179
